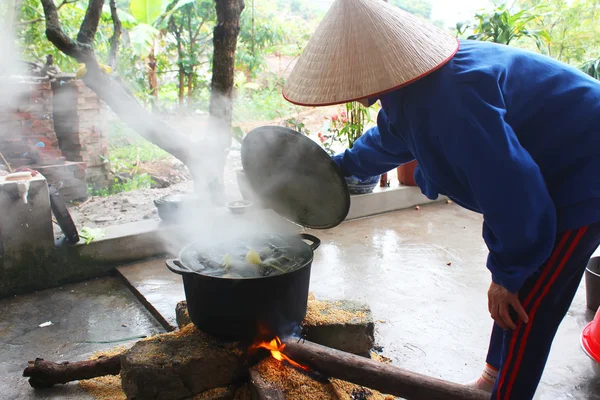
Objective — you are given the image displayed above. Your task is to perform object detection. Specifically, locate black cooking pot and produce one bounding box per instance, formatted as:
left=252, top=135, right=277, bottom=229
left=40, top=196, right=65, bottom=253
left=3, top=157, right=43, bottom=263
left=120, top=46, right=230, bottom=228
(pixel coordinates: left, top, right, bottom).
left=166, top=233, right=320, bottom=342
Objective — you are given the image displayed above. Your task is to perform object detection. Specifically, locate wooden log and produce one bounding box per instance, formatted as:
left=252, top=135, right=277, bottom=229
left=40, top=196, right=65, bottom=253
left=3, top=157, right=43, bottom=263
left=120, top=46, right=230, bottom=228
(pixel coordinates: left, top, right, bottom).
left=22, top=355, right=121, bottom=389
left=249, top=367, right=286, bottom=400
left=283, top=340, right=489, bottom=400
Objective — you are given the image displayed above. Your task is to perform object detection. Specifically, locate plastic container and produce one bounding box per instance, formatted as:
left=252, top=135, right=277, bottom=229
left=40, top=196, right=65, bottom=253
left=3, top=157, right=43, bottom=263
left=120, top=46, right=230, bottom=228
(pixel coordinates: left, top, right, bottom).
left=226, top=200, right=253, bottom=215
left=581, top=308, right=600, bottom=376
left=586, top=257, right=600, bottom=311
left=396, top=160, right=418, bottom=186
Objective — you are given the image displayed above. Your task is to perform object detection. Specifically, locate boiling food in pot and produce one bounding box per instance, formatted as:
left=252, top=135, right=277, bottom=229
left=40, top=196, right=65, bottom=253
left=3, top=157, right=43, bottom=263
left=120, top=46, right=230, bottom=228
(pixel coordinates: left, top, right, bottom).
left=188, top=235, right=307, bottom=278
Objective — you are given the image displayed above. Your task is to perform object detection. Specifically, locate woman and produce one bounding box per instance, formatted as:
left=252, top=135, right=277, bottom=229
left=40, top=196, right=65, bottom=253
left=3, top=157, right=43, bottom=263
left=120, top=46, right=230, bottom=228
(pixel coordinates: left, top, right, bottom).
left=282, top=0, right=600, bottom=399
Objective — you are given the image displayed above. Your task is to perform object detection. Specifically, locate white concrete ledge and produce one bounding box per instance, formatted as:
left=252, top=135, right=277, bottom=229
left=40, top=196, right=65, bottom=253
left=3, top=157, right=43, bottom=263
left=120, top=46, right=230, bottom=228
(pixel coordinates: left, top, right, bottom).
left=346, top=185, right=446, bottom=220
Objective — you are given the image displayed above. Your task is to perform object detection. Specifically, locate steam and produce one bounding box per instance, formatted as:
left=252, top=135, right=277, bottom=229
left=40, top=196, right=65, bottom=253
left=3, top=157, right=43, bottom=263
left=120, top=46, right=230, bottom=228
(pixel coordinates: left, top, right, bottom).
left=0, top=1, right=27, bottom=116
left=1, top=6, right=299, bottom=261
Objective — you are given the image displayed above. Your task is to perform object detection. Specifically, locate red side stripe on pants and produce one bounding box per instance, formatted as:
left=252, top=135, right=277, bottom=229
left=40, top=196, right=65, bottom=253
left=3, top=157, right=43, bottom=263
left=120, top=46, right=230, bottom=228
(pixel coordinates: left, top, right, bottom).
left=495, top=230, right=573, bottom=397
left=503, top=226, right=588, bottom=399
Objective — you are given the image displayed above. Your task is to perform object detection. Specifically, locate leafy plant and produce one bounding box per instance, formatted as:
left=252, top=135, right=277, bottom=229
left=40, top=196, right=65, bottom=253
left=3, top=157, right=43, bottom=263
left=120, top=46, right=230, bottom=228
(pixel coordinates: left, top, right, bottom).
left=579, top=56, right=600, bottom=80
left=283, top=117, right=310, bottom=135
left=317, top=102, right=373, bottom=155
left=79, top=227, right=106, bottom=245
left=340, top=102, right=372, bottom=149
left=456, top=5, right=550, bottom=52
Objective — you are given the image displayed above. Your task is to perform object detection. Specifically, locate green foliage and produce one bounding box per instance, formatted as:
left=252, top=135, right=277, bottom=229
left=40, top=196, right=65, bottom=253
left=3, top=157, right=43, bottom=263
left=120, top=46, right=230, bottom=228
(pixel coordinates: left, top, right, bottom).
left=127, top=0, right=167, bottom=58
left=456, top=5, right=550, bottom=51
left=236, top=8, right=286, bottom=77
left=283, top=117, right=310, bottom=135
left=89, top=173, right=155, bottom=197
left=515, top=0, right=600, bottom=64
left=130, top=23, right=160, bottom=57
left=232, top=80, right=297, bottom=123
left=79, top=227, right=106, bottom=244
left=319, top=102, right=373, bottom=153
left=129, top=0, right=165, bottom=24
left=580, top=56, right=600, bottom=80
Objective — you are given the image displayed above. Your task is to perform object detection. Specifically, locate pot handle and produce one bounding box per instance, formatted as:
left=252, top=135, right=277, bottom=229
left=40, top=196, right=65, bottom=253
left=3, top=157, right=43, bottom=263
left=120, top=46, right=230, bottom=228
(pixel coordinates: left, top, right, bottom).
left=166, top=259, right=191, bottom=275
left=300, top=233, right=321, bottom=251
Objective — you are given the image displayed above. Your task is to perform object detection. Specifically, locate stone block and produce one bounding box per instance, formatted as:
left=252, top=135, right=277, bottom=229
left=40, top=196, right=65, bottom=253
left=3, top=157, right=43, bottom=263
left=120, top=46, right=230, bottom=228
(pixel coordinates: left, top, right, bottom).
left=120, top=325, right=248, bottom=400
left=302, top=299, right=375, bottom=357
left=0, top=175, right=54, bottom=268
left=176, top=300, right=191, bottom=329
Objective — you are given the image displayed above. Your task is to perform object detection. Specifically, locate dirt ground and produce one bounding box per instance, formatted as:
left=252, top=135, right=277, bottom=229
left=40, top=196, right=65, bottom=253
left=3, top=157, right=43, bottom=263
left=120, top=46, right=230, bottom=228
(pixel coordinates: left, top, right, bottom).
left=54, top=152, right=243, bottom=236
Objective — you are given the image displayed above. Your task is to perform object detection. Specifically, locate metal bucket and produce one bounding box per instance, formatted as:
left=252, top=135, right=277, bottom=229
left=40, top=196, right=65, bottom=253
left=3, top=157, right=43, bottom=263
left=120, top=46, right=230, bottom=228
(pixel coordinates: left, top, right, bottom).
left=586, top=257, right=600, bottom=312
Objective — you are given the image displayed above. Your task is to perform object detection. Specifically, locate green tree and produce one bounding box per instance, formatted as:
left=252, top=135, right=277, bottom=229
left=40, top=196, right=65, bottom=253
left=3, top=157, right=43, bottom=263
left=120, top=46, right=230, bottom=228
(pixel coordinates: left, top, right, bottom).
left=515, top=0, right=600, bottom=64
left=165, top=0, right=215, bottom=108
left=456, top=5, right=550, bottom=52
left=235, top=4, right=285, bottom=79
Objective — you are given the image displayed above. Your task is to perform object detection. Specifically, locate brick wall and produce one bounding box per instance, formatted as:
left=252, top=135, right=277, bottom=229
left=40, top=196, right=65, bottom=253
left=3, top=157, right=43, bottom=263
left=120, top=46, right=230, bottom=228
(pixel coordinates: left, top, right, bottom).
left=0, top=78, right=64, bottom=168
left=0, top=77, right=90, bottom=202
left=52, top=77, right=110, bottom=190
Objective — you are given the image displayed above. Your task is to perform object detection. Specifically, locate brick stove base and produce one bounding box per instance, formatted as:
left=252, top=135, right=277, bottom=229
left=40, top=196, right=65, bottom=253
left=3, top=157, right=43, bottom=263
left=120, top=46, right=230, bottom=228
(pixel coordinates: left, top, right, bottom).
left=35, top=161, right=88, bottom=201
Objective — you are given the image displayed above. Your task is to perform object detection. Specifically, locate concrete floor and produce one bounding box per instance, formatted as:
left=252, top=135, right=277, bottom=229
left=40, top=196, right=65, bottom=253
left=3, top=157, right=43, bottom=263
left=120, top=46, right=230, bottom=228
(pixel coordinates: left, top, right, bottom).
left=0, top=277, right=165, bottom=400
left=306, top=203, right=600, bottom=399
left=1, top=202, right=599, bottom=399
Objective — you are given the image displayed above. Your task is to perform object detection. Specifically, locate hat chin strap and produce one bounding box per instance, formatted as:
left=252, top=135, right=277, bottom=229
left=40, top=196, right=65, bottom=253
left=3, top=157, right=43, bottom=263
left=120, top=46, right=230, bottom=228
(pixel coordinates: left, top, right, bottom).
left=357, top=97, right=378, bottom=107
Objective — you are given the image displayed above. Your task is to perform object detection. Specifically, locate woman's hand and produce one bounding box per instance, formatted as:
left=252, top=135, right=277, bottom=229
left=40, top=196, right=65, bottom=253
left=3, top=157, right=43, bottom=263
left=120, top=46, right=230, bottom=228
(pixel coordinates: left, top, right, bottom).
left=488, top=282, right=529, bottom=330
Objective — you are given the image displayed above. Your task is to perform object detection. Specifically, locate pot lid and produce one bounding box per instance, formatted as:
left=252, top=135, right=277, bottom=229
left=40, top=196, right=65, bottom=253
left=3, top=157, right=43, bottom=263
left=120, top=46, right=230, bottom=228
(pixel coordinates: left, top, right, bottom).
left=241, top=126, right=350, bottom=229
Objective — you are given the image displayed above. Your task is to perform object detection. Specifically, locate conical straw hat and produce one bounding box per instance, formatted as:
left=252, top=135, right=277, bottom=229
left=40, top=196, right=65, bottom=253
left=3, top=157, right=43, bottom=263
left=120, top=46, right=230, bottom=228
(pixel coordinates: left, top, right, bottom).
left=283, top=0, right=459, bottom=107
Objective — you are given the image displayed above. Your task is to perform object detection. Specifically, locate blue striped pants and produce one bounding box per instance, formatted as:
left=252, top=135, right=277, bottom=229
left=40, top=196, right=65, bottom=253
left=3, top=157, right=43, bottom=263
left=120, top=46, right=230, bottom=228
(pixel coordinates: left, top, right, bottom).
left=486, top=224, right=600, bottom=399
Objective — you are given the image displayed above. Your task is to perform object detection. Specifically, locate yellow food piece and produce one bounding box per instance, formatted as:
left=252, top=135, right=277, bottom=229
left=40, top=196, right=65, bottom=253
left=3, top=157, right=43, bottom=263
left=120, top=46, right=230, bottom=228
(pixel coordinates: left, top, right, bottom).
left=245, top=249, right=262, bottom=265
left=222, top=254, right=232, bottom=270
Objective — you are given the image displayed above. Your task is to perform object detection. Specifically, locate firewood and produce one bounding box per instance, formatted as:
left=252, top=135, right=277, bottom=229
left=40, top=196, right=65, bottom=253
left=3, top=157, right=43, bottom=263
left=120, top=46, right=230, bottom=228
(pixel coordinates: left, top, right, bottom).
left=22, top=355, right=121, bottom=389
left=283, top=339, right=489, bottom=400
left=249, top=367, right=285, bottom=400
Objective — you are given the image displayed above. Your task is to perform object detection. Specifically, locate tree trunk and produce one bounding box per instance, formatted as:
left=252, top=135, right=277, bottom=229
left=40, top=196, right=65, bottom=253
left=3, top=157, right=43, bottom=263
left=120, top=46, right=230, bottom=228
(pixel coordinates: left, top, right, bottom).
left=108, top=0, right=122, bottom=69
left=206, top=0, right=245, bottom=201
left=148, top=51, right=159, bottom=108
left=187, top=70, right=194, bottom=108
left=178, top=66, right=186, bottom=107
left=173, top=20, right=185, bottom=108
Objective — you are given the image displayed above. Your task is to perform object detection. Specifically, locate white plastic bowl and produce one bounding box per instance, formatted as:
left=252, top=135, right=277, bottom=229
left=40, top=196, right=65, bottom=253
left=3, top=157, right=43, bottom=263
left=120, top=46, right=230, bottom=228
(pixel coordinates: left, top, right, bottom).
left=226, top=200, right=253, bottom=215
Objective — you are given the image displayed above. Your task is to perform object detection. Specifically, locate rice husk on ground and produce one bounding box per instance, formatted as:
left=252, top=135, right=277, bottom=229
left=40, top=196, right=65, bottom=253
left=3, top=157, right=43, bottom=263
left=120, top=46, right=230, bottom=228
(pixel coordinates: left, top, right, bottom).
left=255, top=358, right=394, bottom=400
left=78, top=345, right=130, bottom=400
left=304, top=300, right=368, bottom=326
left=80, top=327, right=393, bottom=400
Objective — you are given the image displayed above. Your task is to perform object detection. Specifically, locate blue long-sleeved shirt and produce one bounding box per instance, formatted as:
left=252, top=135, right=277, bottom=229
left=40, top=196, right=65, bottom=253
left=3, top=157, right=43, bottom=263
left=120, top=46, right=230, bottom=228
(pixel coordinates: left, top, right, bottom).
left=333, top=40, right=600, bottom=293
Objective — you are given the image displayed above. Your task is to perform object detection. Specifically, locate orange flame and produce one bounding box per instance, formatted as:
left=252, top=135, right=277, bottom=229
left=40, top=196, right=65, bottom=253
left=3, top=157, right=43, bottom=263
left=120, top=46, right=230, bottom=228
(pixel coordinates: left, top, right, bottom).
left=251, top=337, right=309, bottom=371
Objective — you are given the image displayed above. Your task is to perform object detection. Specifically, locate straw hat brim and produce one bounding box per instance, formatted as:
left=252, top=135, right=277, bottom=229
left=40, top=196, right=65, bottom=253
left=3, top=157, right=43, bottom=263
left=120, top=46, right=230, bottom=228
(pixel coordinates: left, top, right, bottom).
left=282, top=0, right=460, bottom=107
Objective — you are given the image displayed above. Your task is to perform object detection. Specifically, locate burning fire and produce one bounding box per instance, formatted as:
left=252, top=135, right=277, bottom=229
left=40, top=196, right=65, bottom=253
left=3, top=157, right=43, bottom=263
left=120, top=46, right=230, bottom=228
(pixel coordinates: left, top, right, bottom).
left=251, top=337, right=308, bottom=371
